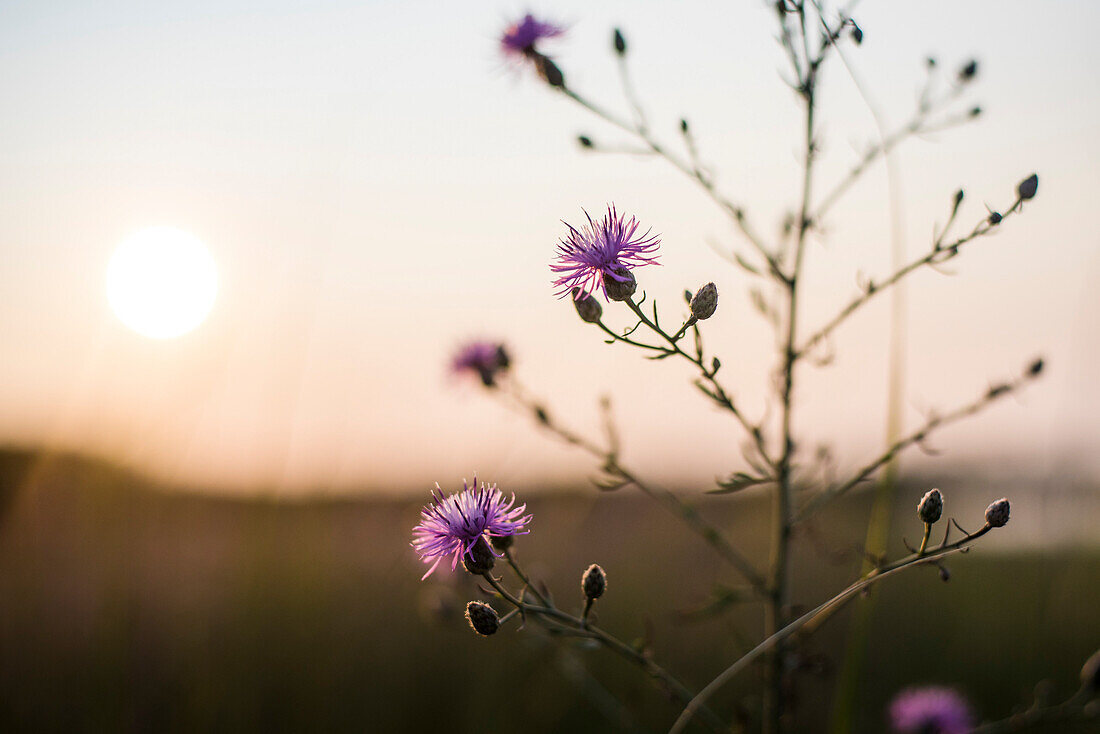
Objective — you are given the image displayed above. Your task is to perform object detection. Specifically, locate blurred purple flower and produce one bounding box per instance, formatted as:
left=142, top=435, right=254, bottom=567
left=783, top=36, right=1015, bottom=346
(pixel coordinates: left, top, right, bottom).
left=501, top=14, right=564, bottom=58
left=551, top=205, right=661, bottom=301
left=411, top=479, right=532, bottom=579
left=889, top=687, right=974, bottom=734
left=450, top=341, right=510, bottom=387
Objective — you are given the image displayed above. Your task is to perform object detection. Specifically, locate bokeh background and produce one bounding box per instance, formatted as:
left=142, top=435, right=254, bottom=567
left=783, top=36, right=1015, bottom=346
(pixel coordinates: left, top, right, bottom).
left=0, top=0, right=1097, bottom=732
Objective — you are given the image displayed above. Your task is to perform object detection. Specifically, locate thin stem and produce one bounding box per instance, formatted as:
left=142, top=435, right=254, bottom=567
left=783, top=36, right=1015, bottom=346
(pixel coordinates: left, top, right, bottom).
left=798, top=196, right=1025, bottom=359
left=917, top=523, right=932, bottom=556
left=969, top=685, right=1095, bottom=733
left=669, top=524, right=997, bottom=734
left=481, top=571, right=728, bottom=733
left=495, top=380, right=768, bottom=595
left=795, top=361, right=1041, bottom=521
left=558, top=86, right=786, bottom=282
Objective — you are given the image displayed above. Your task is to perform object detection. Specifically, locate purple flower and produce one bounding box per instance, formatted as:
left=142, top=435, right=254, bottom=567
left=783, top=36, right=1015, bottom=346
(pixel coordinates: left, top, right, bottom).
left=551, top=205, right=661, bottom=301
left=412, top=479, right=532, bottom=579
left=450, top=341, right=510, bottom=387
left=501, top=14, right=564, bottom=58
left=889, top=687, right=974, bottom=734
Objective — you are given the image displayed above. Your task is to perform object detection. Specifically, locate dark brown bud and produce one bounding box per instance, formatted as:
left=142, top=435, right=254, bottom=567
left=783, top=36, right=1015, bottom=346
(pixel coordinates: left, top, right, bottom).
left=465, top=601, right=500, bottom=636
left=1017, top=173, right=1039, bottom=201
left=490, top=534, right=514, bottom=552
left=969, top=106, right=982, bottom=118
left=1028, top=357, right=1044, bottom=376
left=985, top=498, right=1010, bottom=528
left=680, top=118, right=689, bottom=134
left=462, top=536, right=496, bottom=574
left=988, top=211, right=1002, bottom=225
left=959, top=59, right=978, bottom=82
left=577, top=135, right=594, bottom=149
left=572, top=288, right=603, bottom=323
left=534, top=53, right=564, bottom=88
left=689, top=282, right=718, bottom=320
left=613, top=28, right=626, bottom=55
left=850, top=24, right=863, bottom=45
left=602, top=266, right=637, bottom=302
left=582, top=564, right=607, bottom=600
left=917, top=488, right=944, bottom=524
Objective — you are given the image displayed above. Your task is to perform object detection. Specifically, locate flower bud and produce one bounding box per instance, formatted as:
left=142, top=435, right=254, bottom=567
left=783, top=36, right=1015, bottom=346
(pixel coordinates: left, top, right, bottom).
left=572, top=288, right=603, bottom=323
left=582, top=563, right=607, bottom=600
left=850, top=24, right=863, bottom=45
left=917, top=488, right=944, bottom=524
left=462, top=536, right=496, bottom=574
left=489, top=534, right=514, bottom=552
left=1028, top=357, right=1044, bottom=376
left=577, top=135, right=594, bottom=149
left=1017, top=173, right=1039, bottom=201
left=613, top=28, right=626, bottom=55
left=988, top=211, right=1002, bottom=225
left=465, top=601, right=500, bottom=636
left=1081, top=648, right=1100, bottom=694
left=689, top=282, right=719, bottom=321
left=984, top=498, right=1011, bottom=528
left=602, top=266, right=637, bottom=302
left=958, top=59, right=978, bottom=82
left=533, top=53, right=564, bottom=88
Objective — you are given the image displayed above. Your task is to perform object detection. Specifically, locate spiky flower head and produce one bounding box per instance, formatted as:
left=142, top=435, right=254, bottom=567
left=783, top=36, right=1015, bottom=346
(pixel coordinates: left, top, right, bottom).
left=465, top=601, right=501, bottom=636
left=411, top=478, right=532, bottom=579
left=889, top=687, right=974, bottom=734
left=450, top=341, right=510, bottom=387
left=582, top=564, right=607, bottom=600
left=501, top=14, right=564, bottom=59
left=918, top=489, right=944, bottom=524
left=985, top=498, right=1010, bottom=528
left=551, top=205, right=660, bottom=301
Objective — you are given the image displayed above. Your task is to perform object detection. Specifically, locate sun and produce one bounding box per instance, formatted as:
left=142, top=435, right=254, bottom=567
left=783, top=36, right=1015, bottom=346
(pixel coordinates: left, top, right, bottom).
left=106, top=226, right=218, bottom=339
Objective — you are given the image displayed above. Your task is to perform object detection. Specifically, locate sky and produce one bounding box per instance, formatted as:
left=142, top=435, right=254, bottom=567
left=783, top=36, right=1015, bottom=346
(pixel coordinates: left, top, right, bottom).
left=0, top=0, right=1098, bottom=495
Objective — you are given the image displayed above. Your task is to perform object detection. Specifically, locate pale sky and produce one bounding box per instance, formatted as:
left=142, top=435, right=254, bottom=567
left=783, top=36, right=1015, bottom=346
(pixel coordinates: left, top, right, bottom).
left=1, top=0, right=1098, bottom=494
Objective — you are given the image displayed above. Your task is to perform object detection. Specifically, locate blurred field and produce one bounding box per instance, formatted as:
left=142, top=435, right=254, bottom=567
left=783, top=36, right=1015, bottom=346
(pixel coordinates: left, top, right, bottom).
left=0, top=448, right=1096, bottom=733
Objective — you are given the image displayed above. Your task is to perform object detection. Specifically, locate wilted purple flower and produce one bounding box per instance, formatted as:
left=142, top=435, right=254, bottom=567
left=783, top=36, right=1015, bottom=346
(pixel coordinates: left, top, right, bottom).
left=501, top=14, right=564, bottom=59
left=450, top=341, right=510, bottom=387
left=889, top=687, right=974, bottom=734
left=551, top=205, right=661, bottom=301
left=411, top=478, right=532, bottom=579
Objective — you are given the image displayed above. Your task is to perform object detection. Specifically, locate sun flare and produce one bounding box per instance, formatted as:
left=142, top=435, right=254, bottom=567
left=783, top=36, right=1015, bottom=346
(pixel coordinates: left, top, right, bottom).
left=106, top=226, right=218, bottom=339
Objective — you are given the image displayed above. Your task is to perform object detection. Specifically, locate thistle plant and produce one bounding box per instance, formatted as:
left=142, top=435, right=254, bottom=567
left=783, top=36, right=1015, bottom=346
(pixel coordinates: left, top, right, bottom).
left=409, top=4, right=1097, bottom=733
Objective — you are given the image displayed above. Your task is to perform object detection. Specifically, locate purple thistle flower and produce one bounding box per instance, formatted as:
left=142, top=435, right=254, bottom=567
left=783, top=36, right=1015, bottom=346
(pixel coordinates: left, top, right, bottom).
left=551, top=205, right=661, bottom=301
left=501, top=14, right=564, bottom=58
left=889, top=687, right=974, bottom=734
left=450, top=340, right=510, bottom=387
left=411, top=478, right=532, bottom=579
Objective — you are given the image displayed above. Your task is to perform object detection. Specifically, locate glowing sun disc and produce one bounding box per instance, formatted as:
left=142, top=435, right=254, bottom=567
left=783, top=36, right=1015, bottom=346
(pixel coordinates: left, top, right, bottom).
left=107, top=226, right=218, bottom=339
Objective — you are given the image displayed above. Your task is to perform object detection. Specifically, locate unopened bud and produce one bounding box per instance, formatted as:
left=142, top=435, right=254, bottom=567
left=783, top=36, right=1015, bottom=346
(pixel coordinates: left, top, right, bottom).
left=1081, top=648, right=1100, bottom=693
left=572, top=288, right=603, bottom=323
left=959, top=59, right=978, bottom=82
left=985, top=498, right=1011, bottom=528
left=602, top=266, right=637, bottom=302
left=917, top=488, right=944, bottom=524
left=534, top=53, right=564, bottom=88
left=850, top=24, right=863, bottom=45
left=969, top=106, right=982, bottom=118
left=577, top=135, right=594, bottom=148
left=939, top=565, right=951, bottom=582
left=953, top=189, right=965, bottom=209
left=462, top=536, right=496, bottom=574
left=613, top=28, right=626, bottom=55
left=1028, top=357, right=1044, bottom=376
left=988, top=211, right=1002, bottom=225
left=582, top=563, right=606, bottom=600
left=465, top=601, right=500, bottom=636
left=1017, top=173, right=1039, bottom=201
left=490, top=534, right=514, bottom=552
left=689, top=282, right=719, bottom=320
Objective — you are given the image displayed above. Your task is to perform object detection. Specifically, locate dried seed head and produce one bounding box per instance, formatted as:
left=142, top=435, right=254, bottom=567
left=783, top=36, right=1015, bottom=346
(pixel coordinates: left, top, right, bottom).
left=1017, top=173, right=1039, bottom=201
left=465, top=601, right=500, bottom=636
left=985, top=498, right=1011, bottom=528
left=582, top=563, right=607, bottom=600
left=602, top=266, right=637, bottom=302
left=572, top=288, right=603, bottom=323
left=462, top=536, right=497, bottom=575
left=917, top=488, right=944, bottom=524
left=689, top=282, right=719, bottom=321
